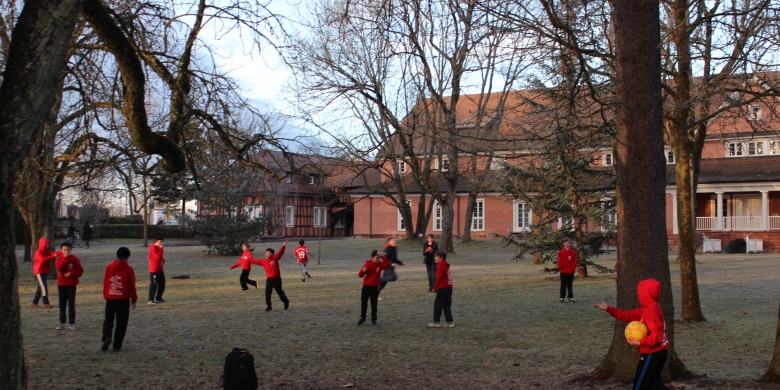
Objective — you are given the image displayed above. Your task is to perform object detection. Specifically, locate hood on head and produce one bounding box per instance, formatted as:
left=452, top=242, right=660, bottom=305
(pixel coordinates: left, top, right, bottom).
left=37, top=238, right=51, bottom=253
left=637, top=279, right=661, bottom=307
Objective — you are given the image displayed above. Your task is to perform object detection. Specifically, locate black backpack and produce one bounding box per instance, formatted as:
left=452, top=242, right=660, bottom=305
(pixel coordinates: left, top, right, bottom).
left=220, top=348, right=258, bottom=390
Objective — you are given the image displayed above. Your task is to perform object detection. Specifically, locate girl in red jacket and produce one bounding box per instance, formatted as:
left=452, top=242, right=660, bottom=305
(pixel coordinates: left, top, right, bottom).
left=32, top=238, right=60, bottom=309
left=56, top=242, right=83, bottom=330
left=229, top=243, right=259, bottom=290
left=594, top=279, right=670, bottom=390
left=357, top=250, right=393, bottom=325
left=102, top=247, right=137, bottom=352
left=557, top=238, right=578, bottom=303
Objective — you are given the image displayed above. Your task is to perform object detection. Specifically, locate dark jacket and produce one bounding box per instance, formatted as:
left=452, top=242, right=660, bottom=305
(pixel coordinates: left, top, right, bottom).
left=384, top=245, right=402, bottom=265
left=423, top=241, right=439, bottom=264
left=83, top=223, right=94, bottom=240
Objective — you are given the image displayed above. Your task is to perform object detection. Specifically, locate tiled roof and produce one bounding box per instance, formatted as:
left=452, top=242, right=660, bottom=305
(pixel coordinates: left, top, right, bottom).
left=667, top=156, right=780, bottom=184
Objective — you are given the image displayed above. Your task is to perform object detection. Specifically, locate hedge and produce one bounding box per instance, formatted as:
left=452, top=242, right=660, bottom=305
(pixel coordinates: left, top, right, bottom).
left=54, top=224, right=195, bottom=239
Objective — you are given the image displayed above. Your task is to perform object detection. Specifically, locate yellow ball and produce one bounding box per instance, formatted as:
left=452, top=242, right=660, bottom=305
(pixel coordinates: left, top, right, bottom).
left=625, top=321, right=648, bottom=341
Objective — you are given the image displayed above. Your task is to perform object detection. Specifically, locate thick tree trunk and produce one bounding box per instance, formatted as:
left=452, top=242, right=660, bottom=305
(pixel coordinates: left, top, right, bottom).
left=462, top=192, right=476, bottom=243
left=596, top=0, right=690, bottom=382
left=23, top=220, right=32, bottom=263
left=760, top=298, right=780, bottom=382
left=572, top=191, right=588, bottom=277
left=440, top=194, right=455, bottom=253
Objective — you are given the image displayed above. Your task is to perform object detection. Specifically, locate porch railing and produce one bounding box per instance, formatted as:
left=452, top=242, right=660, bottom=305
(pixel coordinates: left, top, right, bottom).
left=696, top=217, right=716, bottom=231
left=771, top=216, right=780, bottom=230
left=695, top=216, right=763, bottom=231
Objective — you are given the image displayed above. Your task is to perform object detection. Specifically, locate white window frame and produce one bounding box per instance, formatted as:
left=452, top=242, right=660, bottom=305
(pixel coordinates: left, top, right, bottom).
left=471, top=199, right=485, bottom=231
left=397, top=160, right=407, bottom=174
left=285, top=206, right=295, bottom=227
left=602, top=151, right=613, bottom=166
left=285, top=176, right=293, bottom=184
left=398, top=200, right=412, bottom=231
left=490, top=156, right=506, bottom=170
left=726, top=142, right=744, bottom=157
left=309, top=174, right=317, bottom=185
left=748, top=104, right=762, bottom=121
left=436, top=156, right=450, bottom=172
left=770, top=140, right=780, bottom=155
left=665, top=149, right=675, bottom=164
left=313, top=206, right=327, bottom=227
left=433, top=201, right=442, bottom=231
left=747, top=141, right=764, bottom=155
left=244, top=205, right=263, bottom=219
left=512, top=201, right=532, bottom=232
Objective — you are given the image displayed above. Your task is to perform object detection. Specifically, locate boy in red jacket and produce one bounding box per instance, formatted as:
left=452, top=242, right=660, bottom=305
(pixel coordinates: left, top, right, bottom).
left=357, top=250, right=394, bottom=325
left=56, top=242, right=83, bottom=330
left=254, top=241, right=289, bottom=311
left=147, top=237, right=166, bottom=305
left=594, top=279, right=670, bottom=389
left=557, top=238, right=578, bottom=303
left=428, top=250, right=454, bottom=328
left=294, top=239, right=313, bottom=282
left=229, top=243, right=259, bottom=290
left=102, top=247, right=138, bottom=352
left=32, top=238, right=60, bottom=309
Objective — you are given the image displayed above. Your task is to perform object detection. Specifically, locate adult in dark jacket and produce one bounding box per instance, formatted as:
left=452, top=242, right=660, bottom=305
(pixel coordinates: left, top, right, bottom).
left=379, top=237, right=405, bottom=294
left=83, top=222, right=94, bottom=249
left=422, top=234, right=439, bottom=292
left=66, top=222, right=79, bottom=242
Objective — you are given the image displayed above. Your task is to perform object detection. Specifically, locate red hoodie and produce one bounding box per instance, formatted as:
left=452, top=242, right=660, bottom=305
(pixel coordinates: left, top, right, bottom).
left=294, top=245, right=309, bottom=263
left=557, top=247, right=578, bottom=274
left=254, top=244, right=285, bottom=279
left=33, top=238, right=61, bottom=275
left=103, top=260, right=138, bottom=303
left=56, top=254, right=83, bottom=286
left=434, top=259, right=453, bottom=291
left=230, top=250, right=256, bottom=271
left=148, top=244, right=165, bottom=272
left=606, top=279, right=670, bottom=354
left=358, top=256, right=390, bottom=287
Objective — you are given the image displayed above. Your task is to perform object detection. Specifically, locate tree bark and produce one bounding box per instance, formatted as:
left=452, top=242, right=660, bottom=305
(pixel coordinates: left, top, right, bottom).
left=462, top=192, right=477, bottom=243
left=596, top=0, right=690, bottom=381
left=760, top=298, right=780, bottom=382
left=572, top=191, right=588, bottom=277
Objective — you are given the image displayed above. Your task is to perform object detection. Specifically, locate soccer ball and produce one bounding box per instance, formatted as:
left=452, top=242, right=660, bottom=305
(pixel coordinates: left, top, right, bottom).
left=624, top=321, right=648, bottom=341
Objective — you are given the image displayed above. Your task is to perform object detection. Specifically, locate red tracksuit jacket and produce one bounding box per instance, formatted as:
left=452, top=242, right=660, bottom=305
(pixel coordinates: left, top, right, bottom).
left=294, top=246, right=309, bottom=264
left=56, top=254, right=83, bottom=286
left=606, top=279, right=670, bottom=354
left=103, top=260, right=138, bottom=304
left=148, top=245, right=165, bottom=272
left=358, top=257, right=390, bottom=287
left=33, top=238, right=61, bottom=275
left=230, top=250, right=255, bottom=271
left=557, top=247, right=578, bottom=274
left=434, top=260, right=453, bottom=291
left=254, top=245, right=285, bottom=279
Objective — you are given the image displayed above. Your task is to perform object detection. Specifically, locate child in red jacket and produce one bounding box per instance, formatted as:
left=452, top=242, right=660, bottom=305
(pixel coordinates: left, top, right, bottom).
left=357, top=250, right=393, bottom=325
left=56, top=242, right=83, bottom=330
left=428, top=251, right=454, bottom=328
left=102, top=247, right=138, bottom=352
left=294, top=239, right=313, bottom=282
left=253, top=241, right=289, bottom=311
left=229, top=243, right=259, bottom=290
left=594, top=279, right=670, bottom=389
left=557, top=238, right=578, bottom=303
left=32, top=238, right=61, bottom=309
left=147, top=237, right=166, bottom=304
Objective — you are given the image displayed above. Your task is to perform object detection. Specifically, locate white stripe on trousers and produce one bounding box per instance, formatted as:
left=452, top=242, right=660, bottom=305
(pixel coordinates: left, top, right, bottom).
left=36, top=274, right=47, bottom=297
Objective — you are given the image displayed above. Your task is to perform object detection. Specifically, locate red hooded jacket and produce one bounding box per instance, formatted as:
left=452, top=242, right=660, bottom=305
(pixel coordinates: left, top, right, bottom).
left=148, top=244, right=165, bottom=272
left=230, top=250, right=256, bottom=271
left=254, top=244, right=285, bottom=279
left=56, top=254, right=83, bottom=286
left=103, top=260, right=138, bottom=303
left=33, top=238, right=61, bottom=275
left=606, top=279, right=670, bottom=354
left=434, top=259, right=453, bottom=291
left=557, top=247, right=578, bottom=274
left=358, top=256, right=390, bottom=287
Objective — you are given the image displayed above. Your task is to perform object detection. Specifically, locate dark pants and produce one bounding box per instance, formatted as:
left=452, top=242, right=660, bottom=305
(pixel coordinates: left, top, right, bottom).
left=425, top=261, right=437, bottom=290
left=360, top=286, right=379, bottom=320
left=265, top=277, right=289, bottom=306
left=433, top=287, right=453, bottom=323
left=58, top=285, right=77, bottom=324
left=149, top=271, right=166, bottom=301
left=559, top=273, right=574, bottom=298
left=239, top=269, right=257, bottom=290
left=378, top=267, right=397, bottom=292
left=633, top=348, right=669, bottom=390
left=102, top=299, right=130, bottom=350
left=33, top=273, right=50, bottom=305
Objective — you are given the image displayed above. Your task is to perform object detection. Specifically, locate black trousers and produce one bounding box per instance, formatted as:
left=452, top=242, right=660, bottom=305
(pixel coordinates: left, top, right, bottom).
left=425, top=261, right=437, bottom=290
left=148, top=271, right=166, bottom=301
left=433, top=287, right=453, bottom=323
left=58, top=285, right=77, bottom=324
left=559, top=273, right=574, bottom=298
left=265, top=277, right=288, bottom=306
left=239, top=269, right=257, bottom=290
left=633, top=348, right=669, bottom=390
left=33, top=273, right=50, bottom=305
left=102, top=299, right=130, bottom=350
left=360, top=286, right=379, bottom=320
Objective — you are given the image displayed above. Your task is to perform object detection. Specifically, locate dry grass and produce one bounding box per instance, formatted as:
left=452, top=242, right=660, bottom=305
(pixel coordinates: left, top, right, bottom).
left=16, top=239, right=780, bottom=389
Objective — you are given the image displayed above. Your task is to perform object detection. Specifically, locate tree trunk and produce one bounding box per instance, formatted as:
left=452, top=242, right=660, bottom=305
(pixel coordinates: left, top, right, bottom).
left=440, top=194, right=456, bottom=253
left=596, top=0, right=690, bottom=381
left=23, top=219, right=32, bottom=263
left=462, top=192, right=476, bottom=243
left=572, top=191, right=588, bottom=277
left=760, top=298, right=780, bottom=382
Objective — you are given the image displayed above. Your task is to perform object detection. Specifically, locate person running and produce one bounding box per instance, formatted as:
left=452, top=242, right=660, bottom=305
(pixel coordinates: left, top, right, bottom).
left=56, top=242, right=83, bottom=330
left=422, top=234, right=439, bottom=292
left=357, top=250, right=394, bottom=325
left=378, top=238, right=405, bottom=298
left=558, top=238, right=578, bottom=303
left=82, top=221, right=94, bottom=249
left=293, top=239, right=313, bottom=282
left=254, top=241, right=289, bottom=311
left=101, top=247, right=137, bottom=352
left=32, top=238, right=60, bottom=309
left=428, top=250, right=454, bottom=328
left=229, top=243, right=259, bottom=291
left=147, top=237, right=166, bottom=305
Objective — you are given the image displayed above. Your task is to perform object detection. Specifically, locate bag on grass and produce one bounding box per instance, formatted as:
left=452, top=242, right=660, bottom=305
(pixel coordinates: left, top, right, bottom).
left=380, top=267, right=398, bottom=282
left=220, top=348, right=258, bottom=390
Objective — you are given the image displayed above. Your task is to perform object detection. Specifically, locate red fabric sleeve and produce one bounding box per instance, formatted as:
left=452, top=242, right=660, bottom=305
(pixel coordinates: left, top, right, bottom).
left=250, top=258, right=267, bottom=266
left=70, top=258, right=84, bottom=278
left=379, top=256, right=390, bottom=270
left=229, top=259, right=242, bottom=269
left=639, top=308, right=665, bottom=349
left=103, top=266, right=111, bottom=298
left=606, top=306, right=643, bottom=323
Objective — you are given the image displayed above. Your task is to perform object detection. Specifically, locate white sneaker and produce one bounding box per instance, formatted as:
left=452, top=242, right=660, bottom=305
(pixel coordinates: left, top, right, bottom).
left=68, top=324, right=77, bottom=331
left=56, top=323, right=66, bottom=330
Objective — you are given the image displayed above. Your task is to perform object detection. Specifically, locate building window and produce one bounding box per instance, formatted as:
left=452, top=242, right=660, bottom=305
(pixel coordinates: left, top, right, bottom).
left=748, top=104, right=762, bottom=121
left=334, top=214, right=345, bottom=228
left=490, top=157, right=506, bottom=170
left=313, top=207, right=327, bottom=227
left=436, top=157, right=450, bottom=172
left=602, top=152, right=613, bottom=166
left=398, top=200, right=412, bottom=231
left=397, top=160, right=407, bottom=174
left=285, top=206, right=295, bottom=227
left=747, top=141, right=764, bottom=155
left=309, top=174, right=317, bottom=185
left=665, top=149, right=675, bottom=164
left=471, top=199, right=485, bottom=231
left=285, top=176, right=293, bottom=184
left=433, top=202, right=442, bottom=231
left=244, top=205, right=263, bottom=219
left=726, top=142, right=743, bottom=157
left=513, top=202, right=532, bottom=232
left=770, top=141, right=780, bottom=155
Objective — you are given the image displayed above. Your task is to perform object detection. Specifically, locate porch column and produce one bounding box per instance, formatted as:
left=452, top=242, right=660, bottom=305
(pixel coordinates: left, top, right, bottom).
left=716, top=192, right=724, bottom=231
left=672, top=193, right=678, bottom=234
left=762, top=190, right=769, bottom=231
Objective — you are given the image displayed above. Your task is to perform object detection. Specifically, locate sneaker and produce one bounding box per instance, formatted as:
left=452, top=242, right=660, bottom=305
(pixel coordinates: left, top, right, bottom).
left=428, top=322, right=442, bottom=328
left=68, top=324, right=77, bottom=331
left=56, top=323, right=66, bottom=330
left=559, top=298, right=564, bottom=303
left=377, top=297, right=383, bottom=301
left=101, top=338, right=112, bottom=351
left=284, top=301, right=290, bottom=310
left=569, top=298, right=576, bottom=303
left=44, top=304, right=53, bottom=309
left=265, top=305, right=272, bottom=311
left=32, top=303, right=41, bottom=309
left=357, top=318, right=366, bottom=325
left=147, top=300, right=156, bottom=305
left=305, top=271, right=311, bottom=279
left=446, top=322, right=455, bottom=328
left=155, top=298, right=166, bottom=303
left=302, top=278, right=305, bottom=282
left=241, top=289, right=249, bottom=292
left=371, top=320, right=377, bottom=325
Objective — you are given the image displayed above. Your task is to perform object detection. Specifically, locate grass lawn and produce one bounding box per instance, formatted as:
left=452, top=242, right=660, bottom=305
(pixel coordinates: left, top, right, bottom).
left=16, top=238, right=780, bottom=389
